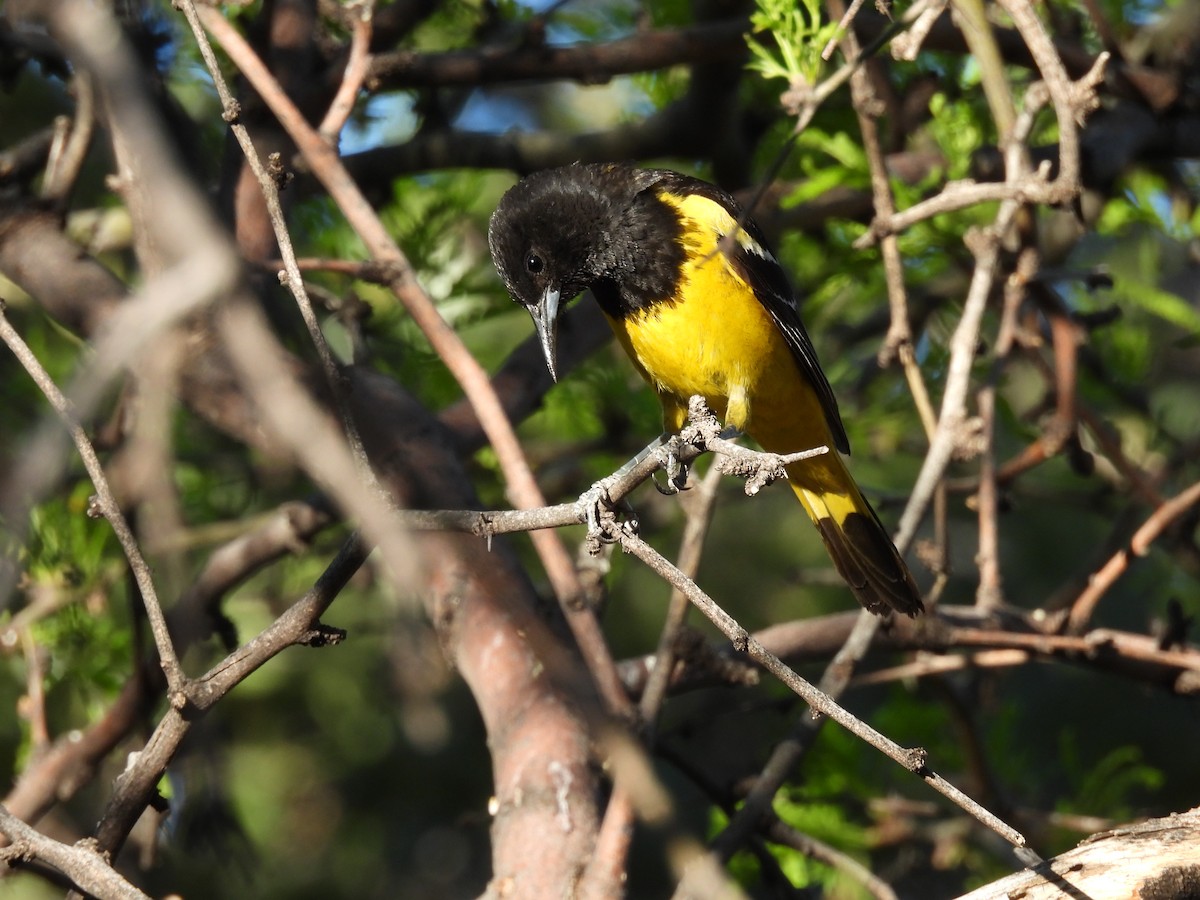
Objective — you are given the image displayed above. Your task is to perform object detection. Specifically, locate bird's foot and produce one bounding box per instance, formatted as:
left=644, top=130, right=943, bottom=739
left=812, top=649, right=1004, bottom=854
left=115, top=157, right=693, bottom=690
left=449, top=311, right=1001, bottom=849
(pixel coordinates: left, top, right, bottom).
left=575, top=478, right=637, bottom=554
left=652, top=434, right=690, bottom=494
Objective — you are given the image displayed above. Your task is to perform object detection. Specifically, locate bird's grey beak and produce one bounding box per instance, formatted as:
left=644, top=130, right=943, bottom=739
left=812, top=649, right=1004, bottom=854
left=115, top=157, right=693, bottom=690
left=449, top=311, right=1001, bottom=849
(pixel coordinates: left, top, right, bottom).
left=528, top=287, right=561, bottom=382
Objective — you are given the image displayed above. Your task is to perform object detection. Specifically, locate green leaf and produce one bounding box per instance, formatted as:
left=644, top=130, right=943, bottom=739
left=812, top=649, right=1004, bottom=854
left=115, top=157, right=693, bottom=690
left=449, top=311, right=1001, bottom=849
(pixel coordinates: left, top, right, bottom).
left=746, top=0, right=840, bottom=87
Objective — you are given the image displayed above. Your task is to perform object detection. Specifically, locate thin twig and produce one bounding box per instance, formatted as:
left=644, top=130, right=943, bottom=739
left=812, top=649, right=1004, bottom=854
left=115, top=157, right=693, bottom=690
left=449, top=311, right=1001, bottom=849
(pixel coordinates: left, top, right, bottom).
left=19, top=628, right=50, bottom=751
left=611, top=526, right=1030, bottom=850
left=892, top=77, right=1071, bottom=554
left=318, top=1, right=375, bottom=141
left=176, top=0, right=378, bottom=494
left=975, top=246, right=1037, bottom=609
left=618, top=606, right=1200, bottom=699
left=767, top=820, right=899, bottom=900
left=0, top=0, right=243, bottom=611
left=705, top=605, right=889, bottom=869
left=41, top=70, right=94, bottom=204
left=983, top=306, right=1082, bottom=489
left=374, top=424, right=826, bottom=538
left=175, top=25, right=642, bottom=888
left=890, top=0, right=949, bottom=61
left=821, top=0, right=869, bottom=60
left=1067, top=480, right=1200, bottom=634
left=830, top=0, right=921, bottom=373
left=0, top=304, right=185, bottom=696
left=856, top=178, right=1051, bottom=247
left=974, top=383, right=1003, bottom=608
left=190, top=2, right=635, bottom=727
left=995, top=0, right=1099, bottom=191
left=1076, top=404, right=1164, bottom=507
left=213, top=299, right=422, bottom=592
left=638, top=462, right=724, bottom=730
left=953, top=0, right=1016, bottom=139
left=91, top=534, right=369, bottom=855
left=699, top=7, right=935, bottom=871
left=580, top=790, right=639, bottom=900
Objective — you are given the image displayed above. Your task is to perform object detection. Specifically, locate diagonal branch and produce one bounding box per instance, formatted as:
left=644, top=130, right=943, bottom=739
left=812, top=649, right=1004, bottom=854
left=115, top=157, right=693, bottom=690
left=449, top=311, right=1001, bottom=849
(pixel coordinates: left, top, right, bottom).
left=189, top=3, right=635, bottom=725
left=0, top=805, right=150, bottom=900
left=0, top=305, right=185, bottom=696
left=610, top=525, right=1032, bottom=853
left=1067, top=480, right=1200, bottom=634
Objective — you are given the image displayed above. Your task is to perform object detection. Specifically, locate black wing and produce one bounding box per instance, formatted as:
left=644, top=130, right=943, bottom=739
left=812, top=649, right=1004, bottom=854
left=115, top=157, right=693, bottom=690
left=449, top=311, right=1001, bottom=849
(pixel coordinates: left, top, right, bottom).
left=650, top=171, right=851, bottom=454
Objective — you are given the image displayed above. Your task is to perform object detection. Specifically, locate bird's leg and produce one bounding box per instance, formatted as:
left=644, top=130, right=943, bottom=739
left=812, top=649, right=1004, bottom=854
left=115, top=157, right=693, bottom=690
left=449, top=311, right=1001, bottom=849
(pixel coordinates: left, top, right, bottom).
left=623, top=431, right=670, bottom=474
left=575, top=414, right=728, bottom=546
left=575, top=481, right=618, bottom=547
left=652, top=433, right=689, bottom=494
left=575, top=433, right=669, bottom=544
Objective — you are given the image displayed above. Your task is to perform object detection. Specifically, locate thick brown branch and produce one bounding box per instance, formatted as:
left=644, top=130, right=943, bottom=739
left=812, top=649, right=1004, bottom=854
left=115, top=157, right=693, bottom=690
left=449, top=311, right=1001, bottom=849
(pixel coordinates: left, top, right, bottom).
left=0, top=805, right=150, bottom=900
left=616, top=606, right=1200, bottom=700
left=366, top=20, right=749, bottom=89
left=957, top=807, right=1200, bottom=900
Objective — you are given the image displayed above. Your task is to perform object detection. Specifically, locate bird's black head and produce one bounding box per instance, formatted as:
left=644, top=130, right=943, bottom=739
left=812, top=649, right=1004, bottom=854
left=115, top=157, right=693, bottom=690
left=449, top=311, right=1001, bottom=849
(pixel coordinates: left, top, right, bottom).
left=489, top=163, right=643, bottom=380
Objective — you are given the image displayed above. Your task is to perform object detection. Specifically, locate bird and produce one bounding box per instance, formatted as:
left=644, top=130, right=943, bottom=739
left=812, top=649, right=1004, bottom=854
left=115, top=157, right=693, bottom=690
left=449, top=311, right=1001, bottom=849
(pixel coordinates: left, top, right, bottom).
left=488, top=162, right=923, bottom=617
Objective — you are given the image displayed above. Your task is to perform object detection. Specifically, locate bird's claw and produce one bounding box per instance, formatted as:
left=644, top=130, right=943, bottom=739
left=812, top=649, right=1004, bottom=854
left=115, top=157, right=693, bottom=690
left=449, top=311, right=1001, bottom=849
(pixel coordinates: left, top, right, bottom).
left=575, top=479, right=637, bottom=554
left=575, top=481, right=613, bottom=535
left=652, top=435, right=689, bottom=494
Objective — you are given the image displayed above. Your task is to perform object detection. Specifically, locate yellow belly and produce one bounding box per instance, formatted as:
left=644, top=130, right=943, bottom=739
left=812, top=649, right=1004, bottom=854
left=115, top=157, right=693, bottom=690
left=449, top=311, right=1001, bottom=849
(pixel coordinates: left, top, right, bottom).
left=604, top=192, right=834, bottom=464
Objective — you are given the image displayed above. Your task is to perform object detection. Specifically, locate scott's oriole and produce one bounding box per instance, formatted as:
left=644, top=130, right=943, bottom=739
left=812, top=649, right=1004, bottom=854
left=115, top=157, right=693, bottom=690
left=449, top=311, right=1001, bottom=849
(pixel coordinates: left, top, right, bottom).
left=489, top=162, right=923, bottom=617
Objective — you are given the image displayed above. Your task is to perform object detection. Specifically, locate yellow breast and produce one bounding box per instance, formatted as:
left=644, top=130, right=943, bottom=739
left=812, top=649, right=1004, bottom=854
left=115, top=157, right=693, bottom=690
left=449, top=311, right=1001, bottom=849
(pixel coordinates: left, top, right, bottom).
left=604, top=194, right=773, bottom=427
left=603, top=191, right=834, bottom=456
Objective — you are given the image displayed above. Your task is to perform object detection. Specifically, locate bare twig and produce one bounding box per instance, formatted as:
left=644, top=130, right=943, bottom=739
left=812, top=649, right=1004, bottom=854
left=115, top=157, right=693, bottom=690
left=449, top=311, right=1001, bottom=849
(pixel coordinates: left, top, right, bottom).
left=821, top=0, right=870, bottom=60
left=318, top=2, right=374, bottom=141
left=995, top=0, right=1102, bottom=191
left=974, top=382, right=1003, bottom=608
left=695, top=7, right=938, bottom=873
left=890, top=0, right=949, bottom=61
left=580, top=790, right=640, bottom=900
left=707, top=608, right=883, bottom=867
left=0, top=305, right=185, bottom=695
left=176, top=0, right=378, bottom=491
left=41, top=70, right=94, bottom=204
left=953, top=0, right=1017, bottom=138
left=891, top=71, right=1082, bottom=554
left=610, top=526, right=1031, bottom=851
left=1067, top=481, right=1200, bottom=634
left=855, top=178, right=1045, bottom=246
left=621, top=605, right=1200, bottom=701
left=1, top=500, right=335, bottom=829
left=858, top=48, right=1106, bottom=247
left=91, top=534, right=369, bottom=855
left=190, top=3, right=635, bottom=733
left=975, top=246, right=1038, bottom=610
left=366, top=19, right=749, bottom=89
left=0, top=804, right=151, bottom=900
left=853, top=648, right=1032, bottom=685
left=375, top=417, right=826, bottom=539
left=767, top=820, right=899, bottom=900
left=170, top=498, right=337, bottom=645
left=18, top=629, right=50, bottom=752
left=639, top=462, right=724, bottom=730
left=0, top=2, right=243, bottom=611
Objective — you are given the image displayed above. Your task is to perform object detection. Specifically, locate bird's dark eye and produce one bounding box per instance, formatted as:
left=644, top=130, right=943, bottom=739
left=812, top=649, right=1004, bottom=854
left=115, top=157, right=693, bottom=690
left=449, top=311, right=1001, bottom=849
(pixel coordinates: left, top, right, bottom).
left=525, top=252, right=544, bottom=275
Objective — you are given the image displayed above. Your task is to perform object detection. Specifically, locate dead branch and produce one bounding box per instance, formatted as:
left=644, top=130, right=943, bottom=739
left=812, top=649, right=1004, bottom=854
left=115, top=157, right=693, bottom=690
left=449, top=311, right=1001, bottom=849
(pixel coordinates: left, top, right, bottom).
left=955, top=807, right=1200, bottom=900
left=0, top=804, right=149, bottom=900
